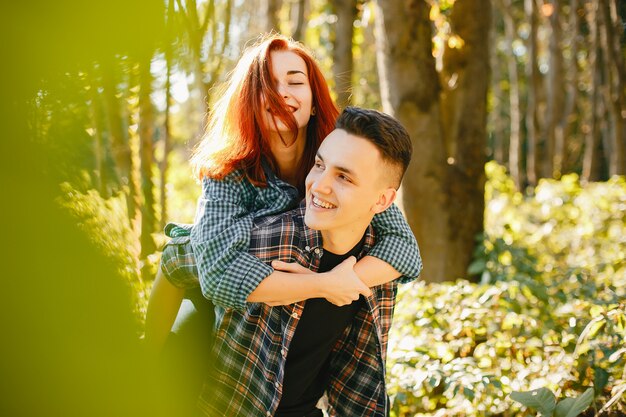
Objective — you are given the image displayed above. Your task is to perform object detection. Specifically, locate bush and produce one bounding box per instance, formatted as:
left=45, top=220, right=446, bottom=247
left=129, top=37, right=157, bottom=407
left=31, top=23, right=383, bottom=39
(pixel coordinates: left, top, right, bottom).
left=388, top=163, right=626, bottom=416
left=58, top=180, right=152, bottom=326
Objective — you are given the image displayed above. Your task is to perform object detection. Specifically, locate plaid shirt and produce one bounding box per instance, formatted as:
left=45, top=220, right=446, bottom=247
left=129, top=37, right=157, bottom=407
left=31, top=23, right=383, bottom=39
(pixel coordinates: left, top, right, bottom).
left=163, top=204, right=412, bottom=416
left=161, top=166, right=422, bottom=310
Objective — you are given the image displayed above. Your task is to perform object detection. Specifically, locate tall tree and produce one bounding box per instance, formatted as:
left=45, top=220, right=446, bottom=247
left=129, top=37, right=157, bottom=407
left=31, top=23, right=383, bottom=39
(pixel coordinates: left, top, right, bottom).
left=600, top=0, right=626, bottom=175
left=374, top=0, right=490, bottom=283
left=101, top=58, right=141, bottom=222
left=160, top=0, right=176, bottom=229
left=264, top=0, right=282, bottom=32
left=177, top=0, right=232, bottom=119
left=138, top=52, right=157, bottom=264
left=291, top=0, right=307, bottom=41
left=524, top=0, right=540, bottom=186
left=545, top=0, right=565, bottom=178
left=500, top=0, right=523, bottom=189
left=331, top=0, right=358, bottom=108
left=88, top=69, right=109, bottom=197
left=583, top=0, right=605, bottom=181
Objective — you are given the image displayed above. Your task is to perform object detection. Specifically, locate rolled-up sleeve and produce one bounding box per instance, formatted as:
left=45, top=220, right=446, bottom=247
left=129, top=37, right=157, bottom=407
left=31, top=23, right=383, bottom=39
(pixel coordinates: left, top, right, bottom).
left=160, top=236, right=201, bottom=289
left=368, top=203, right=422, bottom=283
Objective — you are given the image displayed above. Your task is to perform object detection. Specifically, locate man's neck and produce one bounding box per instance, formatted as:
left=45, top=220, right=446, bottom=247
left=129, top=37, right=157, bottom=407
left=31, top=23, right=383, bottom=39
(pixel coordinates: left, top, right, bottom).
left=321, top=226, right=368, bottom=256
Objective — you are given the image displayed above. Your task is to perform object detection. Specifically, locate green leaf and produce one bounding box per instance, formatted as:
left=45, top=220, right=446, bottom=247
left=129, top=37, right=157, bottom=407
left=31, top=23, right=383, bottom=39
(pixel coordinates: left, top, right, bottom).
left=554, top=388, right=594, bottom=417
left=511, top=388, right=557, bottom=417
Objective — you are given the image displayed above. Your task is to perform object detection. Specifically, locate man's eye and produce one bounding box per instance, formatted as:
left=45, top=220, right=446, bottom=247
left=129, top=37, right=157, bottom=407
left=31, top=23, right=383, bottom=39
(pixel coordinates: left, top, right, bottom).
left=339, top=174, right=352, bottom=183
left=314, top=162, right=324, bottom=169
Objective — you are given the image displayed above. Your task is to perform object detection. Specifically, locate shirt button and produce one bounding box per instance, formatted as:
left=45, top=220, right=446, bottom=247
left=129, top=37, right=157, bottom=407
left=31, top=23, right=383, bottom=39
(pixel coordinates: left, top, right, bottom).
left=281, top=348, right=287, bottom=357
left=291, top=312, right=298, bottom=319
left=314, top=248, right=320, bottom=255
left=275, top=381, right=280, bottom=389
left=266, top=412, right=271, bottom=417
left=305, top=245, right=311, bottom=252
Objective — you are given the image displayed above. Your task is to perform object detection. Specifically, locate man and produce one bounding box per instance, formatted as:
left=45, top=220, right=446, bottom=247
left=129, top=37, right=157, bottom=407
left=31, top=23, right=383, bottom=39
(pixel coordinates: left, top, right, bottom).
left=146, top=107, right=421, bottom=416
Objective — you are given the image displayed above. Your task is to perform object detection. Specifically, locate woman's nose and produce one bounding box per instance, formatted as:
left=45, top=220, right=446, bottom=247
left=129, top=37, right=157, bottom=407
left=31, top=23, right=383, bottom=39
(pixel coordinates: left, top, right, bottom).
left=277, top=83, right=290, bottom=98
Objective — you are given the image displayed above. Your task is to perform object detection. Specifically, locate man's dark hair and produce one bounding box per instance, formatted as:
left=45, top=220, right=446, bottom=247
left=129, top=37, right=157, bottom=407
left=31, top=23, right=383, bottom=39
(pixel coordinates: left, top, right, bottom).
left=335, top=107, right=412, bottom=188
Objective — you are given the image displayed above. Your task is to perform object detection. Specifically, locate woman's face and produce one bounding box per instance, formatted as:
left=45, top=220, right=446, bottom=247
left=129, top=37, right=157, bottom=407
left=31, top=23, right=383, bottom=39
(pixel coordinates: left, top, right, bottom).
left=261, top=50, right=314, bottom=135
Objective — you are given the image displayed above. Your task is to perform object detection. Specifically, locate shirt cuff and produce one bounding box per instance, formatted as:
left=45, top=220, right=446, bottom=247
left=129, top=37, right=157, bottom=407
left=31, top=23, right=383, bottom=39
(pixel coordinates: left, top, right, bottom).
left=160, top=237, right=201, bottom=289
left=367, top=236, right=422, bottom=284
left=199, top=251, right=274, bottom=311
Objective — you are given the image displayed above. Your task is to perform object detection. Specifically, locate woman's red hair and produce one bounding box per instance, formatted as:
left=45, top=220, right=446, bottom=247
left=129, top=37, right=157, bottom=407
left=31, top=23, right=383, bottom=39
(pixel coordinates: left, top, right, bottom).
left=191, top=34, right=339, bottom=195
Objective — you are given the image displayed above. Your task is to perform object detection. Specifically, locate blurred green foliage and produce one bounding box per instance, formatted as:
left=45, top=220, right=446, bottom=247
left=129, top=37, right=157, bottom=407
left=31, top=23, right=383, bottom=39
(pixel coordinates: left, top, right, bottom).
left=388, top=162, right=626, bottom=416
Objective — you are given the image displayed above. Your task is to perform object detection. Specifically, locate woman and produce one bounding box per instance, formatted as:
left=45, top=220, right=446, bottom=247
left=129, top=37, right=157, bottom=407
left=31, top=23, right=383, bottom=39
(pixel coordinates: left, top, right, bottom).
left=146, top=33, right=421, bottom=349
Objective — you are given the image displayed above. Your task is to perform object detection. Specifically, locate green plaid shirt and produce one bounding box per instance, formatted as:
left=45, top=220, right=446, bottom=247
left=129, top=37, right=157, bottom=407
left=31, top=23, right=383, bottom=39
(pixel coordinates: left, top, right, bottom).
left=162, top=204, right=415, bottom=416
left=161, top=167, right=422, bottom=310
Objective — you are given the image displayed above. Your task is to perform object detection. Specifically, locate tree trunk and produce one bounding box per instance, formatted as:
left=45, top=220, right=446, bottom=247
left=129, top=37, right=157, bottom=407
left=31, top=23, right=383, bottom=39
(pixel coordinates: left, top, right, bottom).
left=489, top=6, right=506, bottom=165
left=374, top=0, right=489, bottom=283
left=160, top=0, right=175, bottom=230
left=501, top=0, right=523, bottom=189
left=89, top=70, right=109, bottom=197
left=546, top=0, right=565, bottom=178
left=524, top=0, right=540, bottom=186
left=264, top=0, right=281, bottom=33
left=556, top=0, right=580, bottom=176
left=138, top=53, right=157, bottom=261
left=291, top=0, right=306, bottom=41
left=100, top=58, right=141, bottom=223
left=583, top=2, right=606, bottom=182
left=331, top=0, right=357, bottom=108
left=601, top=0, right=626, bottom=175
left=441, top=0, right=490, bottom=281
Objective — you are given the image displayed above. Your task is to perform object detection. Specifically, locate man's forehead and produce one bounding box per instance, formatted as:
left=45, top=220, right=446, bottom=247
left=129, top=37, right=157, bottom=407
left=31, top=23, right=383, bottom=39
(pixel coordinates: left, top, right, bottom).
left=318, top=129, right=377, bottom=158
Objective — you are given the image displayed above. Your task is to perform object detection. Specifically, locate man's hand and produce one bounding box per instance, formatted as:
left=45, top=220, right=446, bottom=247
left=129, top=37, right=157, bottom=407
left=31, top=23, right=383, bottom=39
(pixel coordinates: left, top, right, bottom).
left=320, top=256, right=372, bottom=306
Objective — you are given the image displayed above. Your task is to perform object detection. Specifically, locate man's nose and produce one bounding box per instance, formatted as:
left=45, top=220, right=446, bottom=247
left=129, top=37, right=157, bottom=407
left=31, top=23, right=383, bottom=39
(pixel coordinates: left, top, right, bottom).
left=312, top=172, right=332, bottom=194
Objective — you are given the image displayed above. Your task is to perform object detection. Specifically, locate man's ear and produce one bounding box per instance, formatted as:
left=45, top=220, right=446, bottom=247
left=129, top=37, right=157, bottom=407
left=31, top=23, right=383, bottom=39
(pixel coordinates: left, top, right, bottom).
left=372, top=188, right=397, bottom=214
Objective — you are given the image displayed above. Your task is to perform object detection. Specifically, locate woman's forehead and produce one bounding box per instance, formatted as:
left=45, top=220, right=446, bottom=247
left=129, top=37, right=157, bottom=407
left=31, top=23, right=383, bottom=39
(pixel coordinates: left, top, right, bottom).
left=270, top=50, right=308, bottom=75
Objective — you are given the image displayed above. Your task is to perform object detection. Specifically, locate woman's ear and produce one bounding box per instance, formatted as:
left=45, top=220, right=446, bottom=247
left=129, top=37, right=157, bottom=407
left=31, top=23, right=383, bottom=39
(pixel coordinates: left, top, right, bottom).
left=372, top=188, right=397, bottom=214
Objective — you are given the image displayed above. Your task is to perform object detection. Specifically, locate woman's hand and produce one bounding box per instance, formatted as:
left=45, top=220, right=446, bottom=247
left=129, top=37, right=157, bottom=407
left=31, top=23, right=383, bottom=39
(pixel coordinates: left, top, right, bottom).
left=268, top=257, right=371, bottom=306
left=320, top=257, right=372, bottom=306
left=271, top=260, right=314, bottom=274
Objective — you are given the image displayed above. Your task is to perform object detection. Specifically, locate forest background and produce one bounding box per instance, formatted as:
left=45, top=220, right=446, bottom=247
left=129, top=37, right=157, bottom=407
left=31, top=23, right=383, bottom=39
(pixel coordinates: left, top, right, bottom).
left=1, top=0, right=624, bottom=416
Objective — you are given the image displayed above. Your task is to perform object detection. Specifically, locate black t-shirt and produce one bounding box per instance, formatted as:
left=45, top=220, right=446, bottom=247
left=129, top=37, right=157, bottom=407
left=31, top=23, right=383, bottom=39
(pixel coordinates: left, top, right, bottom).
left=274, top=238, right=366, bottom=417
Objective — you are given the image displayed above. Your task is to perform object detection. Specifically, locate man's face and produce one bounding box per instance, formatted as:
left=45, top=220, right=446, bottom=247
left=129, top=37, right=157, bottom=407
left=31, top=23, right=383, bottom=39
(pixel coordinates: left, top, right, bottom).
left=304, top=129, right=392, bottom=236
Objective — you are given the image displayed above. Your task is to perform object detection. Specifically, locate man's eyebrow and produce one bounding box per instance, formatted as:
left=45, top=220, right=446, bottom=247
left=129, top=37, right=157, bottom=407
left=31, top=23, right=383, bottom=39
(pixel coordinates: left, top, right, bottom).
left=287, top=70, right=307, bottom=76
left=315, top=152, right=356, bottom=177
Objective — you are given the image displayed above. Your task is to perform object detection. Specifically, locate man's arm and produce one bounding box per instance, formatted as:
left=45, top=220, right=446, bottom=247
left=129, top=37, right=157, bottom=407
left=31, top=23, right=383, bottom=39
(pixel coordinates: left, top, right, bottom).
left=144, top=268, right=185, bottom=355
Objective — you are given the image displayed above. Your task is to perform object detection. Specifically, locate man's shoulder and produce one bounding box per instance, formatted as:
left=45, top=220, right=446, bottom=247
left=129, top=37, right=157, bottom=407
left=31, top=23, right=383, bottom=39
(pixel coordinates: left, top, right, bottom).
left=249, top=203, right=313, bottom=262
left=252, top=202, right=306, bottom=230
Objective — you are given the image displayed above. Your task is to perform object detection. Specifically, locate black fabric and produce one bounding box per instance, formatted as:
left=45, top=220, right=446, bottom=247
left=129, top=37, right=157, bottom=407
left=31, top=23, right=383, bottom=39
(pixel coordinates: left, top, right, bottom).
left=274, top=237, right=366, bottom=417
left=160, top=289, right=216, bottom=417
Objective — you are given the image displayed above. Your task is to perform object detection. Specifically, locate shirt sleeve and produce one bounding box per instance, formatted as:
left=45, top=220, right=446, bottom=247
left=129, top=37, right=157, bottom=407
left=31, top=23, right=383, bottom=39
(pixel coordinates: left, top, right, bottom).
left=159, top=236, right=201, bottom=289
left=368, top=203, right=422, bottom=284
left=190, top=173, right=274, bottom=311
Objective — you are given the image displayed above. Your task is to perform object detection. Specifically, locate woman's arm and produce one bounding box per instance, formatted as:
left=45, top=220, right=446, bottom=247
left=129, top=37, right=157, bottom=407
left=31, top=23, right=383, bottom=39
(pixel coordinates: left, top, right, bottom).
left=362, top=203, right=422, bottom=284
left=247, top=257, right=371, bottom=306
left=189, top=172, right=296, bottom=310
left=273, top=204, right=423, bottom=288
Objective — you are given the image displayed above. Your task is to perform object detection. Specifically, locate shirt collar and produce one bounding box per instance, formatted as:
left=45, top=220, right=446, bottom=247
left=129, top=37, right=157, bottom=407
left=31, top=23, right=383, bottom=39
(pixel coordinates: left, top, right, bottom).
left=296, top=200, right=376, bottom=257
